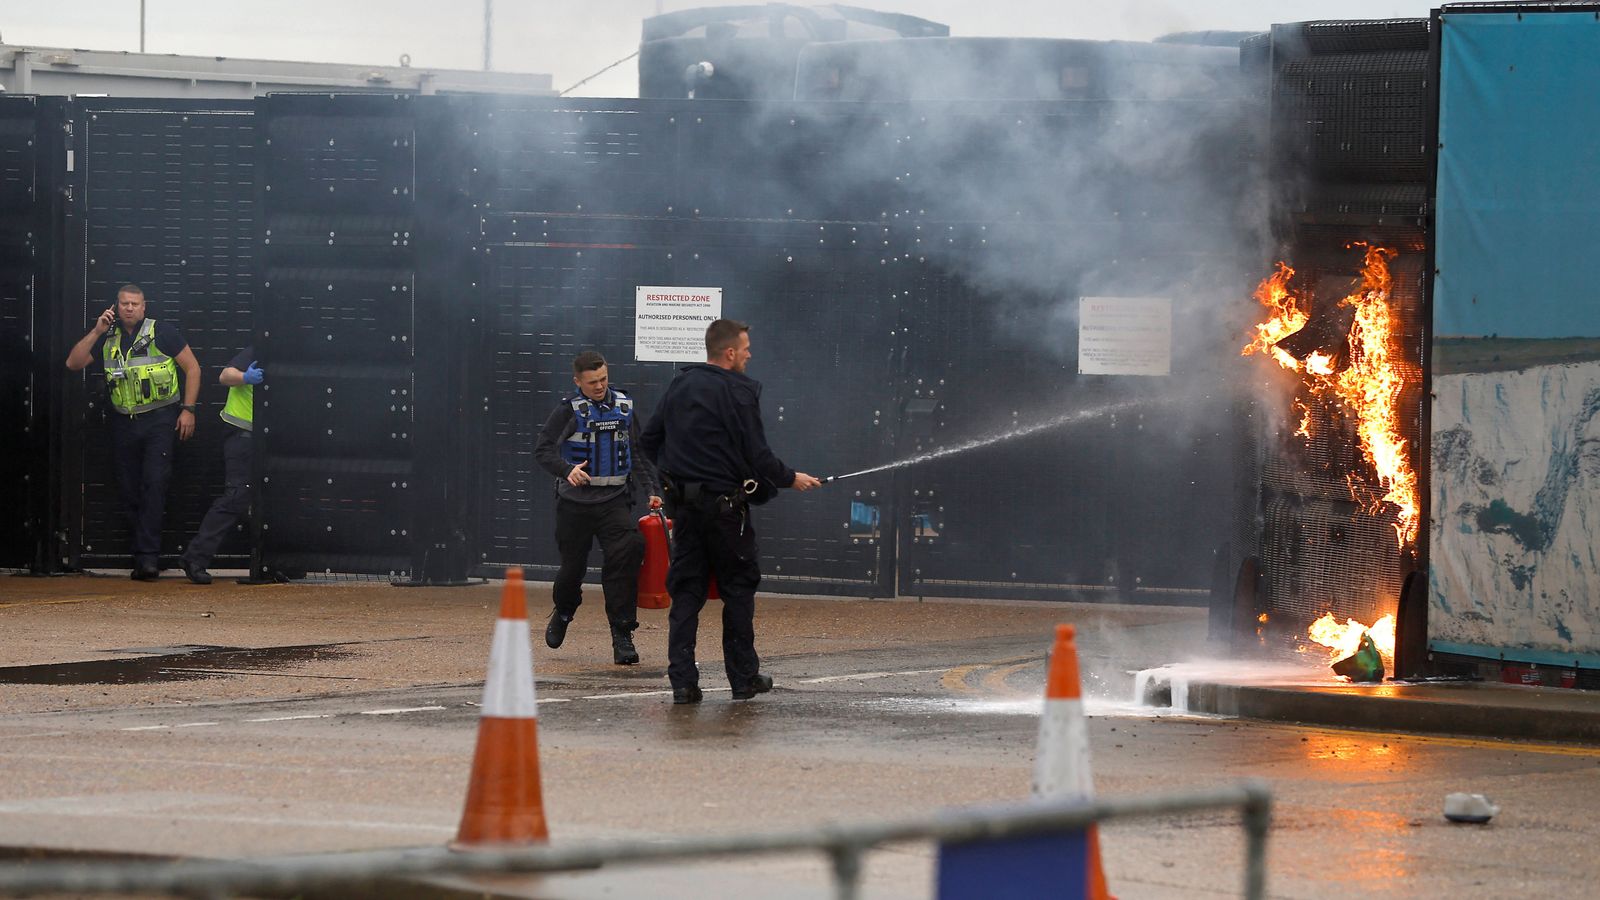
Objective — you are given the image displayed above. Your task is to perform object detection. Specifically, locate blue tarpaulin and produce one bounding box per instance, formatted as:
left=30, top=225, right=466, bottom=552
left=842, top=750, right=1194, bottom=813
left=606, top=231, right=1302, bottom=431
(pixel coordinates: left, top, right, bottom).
left=1435, top=12, right=1600, bottom=339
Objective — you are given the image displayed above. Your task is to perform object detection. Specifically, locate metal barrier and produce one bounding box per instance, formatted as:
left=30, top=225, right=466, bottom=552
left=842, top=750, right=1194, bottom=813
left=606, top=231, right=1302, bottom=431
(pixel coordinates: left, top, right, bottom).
left=0, top=782, right=1272, bottom=899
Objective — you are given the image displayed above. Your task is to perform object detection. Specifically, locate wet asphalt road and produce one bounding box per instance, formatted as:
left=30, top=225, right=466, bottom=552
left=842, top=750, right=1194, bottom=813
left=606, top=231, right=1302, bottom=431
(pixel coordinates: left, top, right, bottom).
left=1, top=579, right=1599, bottom=898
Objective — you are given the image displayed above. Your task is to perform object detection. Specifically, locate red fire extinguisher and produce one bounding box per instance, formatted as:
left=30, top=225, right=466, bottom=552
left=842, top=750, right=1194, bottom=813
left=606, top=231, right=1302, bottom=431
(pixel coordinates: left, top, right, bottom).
left=637, top=509, right=672, bottom=610
left=636, top=508, right=719, bottom=609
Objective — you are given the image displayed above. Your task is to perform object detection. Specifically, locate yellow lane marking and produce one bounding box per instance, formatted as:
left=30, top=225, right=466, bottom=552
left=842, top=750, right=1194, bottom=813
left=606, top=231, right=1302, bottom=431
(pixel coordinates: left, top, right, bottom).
left=0, top=597, right=105, bottom=610
left=1205, top=717, right=1600, bottom=758
left=942, top=654, right=1043, bottom=695
left=941, top=664, right=984, bottom=694
left=981, top=660, right=1041, bottom=696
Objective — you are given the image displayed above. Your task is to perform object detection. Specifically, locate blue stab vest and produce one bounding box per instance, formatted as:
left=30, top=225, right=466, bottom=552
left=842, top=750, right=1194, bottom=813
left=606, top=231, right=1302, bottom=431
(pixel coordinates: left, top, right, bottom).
left=559, top=389, right=634, bottom=486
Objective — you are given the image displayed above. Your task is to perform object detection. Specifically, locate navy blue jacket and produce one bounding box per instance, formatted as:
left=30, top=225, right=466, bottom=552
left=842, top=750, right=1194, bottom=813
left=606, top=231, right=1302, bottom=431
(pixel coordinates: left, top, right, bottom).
left=639, top=363, right=796, bottom=495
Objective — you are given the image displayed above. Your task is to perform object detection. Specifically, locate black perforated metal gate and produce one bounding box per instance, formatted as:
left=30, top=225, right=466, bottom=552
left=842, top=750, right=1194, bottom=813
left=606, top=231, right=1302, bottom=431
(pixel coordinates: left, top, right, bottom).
left=253, top=94, right=1250, bottom=598
left=430, top=98, right=906, bottom=595
left=0, top=87, right=1252, bottom=602
left=59, top=100, right=260, bottom=570
left=1242, top=20, right=1431, bottom=633
left=0, top=96, right=61, bottom=571
left=255, top=94, right=419, bottom=580
left=888, top=102, right=1250, bottom=603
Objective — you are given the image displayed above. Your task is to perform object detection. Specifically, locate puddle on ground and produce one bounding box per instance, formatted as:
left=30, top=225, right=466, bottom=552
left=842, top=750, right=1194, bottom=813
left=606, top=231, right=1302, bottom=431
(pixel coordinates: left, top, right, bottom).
left=0, top=642, right=363, bottom=685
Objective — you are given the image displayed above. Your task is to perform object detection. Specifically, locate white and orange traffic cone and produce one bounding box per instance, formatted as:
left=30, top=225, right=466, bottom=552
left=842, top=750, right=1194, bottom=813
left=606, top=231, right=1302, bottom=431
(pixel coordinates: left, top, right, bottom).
left=451, top=567, right=549, bottom=849
left=1034, top=624, right=1112, bottom=899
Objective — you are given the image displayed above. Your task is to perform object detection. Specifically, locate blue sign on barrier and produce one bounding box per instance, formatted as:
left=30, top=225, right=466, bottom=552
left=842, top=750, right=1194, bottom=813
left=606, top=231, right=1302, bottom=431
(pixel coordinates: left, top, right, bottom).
left=936, top=829, right=1089, bottom=899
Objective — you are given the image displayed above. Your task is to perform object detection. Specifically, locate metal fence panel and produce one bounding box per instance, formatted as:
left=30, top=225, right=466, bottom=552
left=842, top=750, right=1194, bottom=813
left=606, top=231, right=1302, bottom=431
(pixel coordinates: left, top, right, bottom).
left=459, top=98, right=898, bottom=595
left=0, top=96, right=54, bottom=570
left=46, top=89, right=1252, bottom=601
left=61, top=100, right=257, bottom=570
left=888, top=101, right=1249, bottom=603
left=257, top=94, right=418, bottom=580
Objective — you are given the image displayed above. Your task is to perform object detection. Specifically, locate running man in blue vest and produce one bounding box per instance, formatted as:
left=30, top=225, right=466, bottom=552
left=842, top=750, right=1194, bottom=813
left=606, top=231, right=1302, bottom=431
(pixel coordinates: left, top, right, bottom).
left=65, top=284, right=202, bottom=580
left=179, top=346, right=261, bottom=584
left=534, top=351, right=662, bottom=665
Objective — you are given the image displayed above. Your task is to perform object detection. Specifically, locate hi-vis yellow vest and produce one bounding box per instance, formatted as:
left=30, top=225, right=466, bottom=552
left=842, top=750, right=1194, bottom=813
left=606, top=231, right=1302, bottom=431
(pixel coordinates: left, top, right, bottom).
left=220, top=383, right=252, bottom=431
left=102, top=319, right=179, bottom=415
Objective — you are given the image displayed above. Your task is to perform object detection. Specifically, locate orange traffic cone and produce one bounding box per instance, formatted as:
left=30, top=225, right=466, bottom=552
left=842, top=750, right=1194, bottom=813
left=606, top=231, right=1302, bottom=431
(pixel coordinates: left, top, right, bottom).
left=452, top=567, right=549, bottom=849
left=1034, top=624, right=1112, bottom=899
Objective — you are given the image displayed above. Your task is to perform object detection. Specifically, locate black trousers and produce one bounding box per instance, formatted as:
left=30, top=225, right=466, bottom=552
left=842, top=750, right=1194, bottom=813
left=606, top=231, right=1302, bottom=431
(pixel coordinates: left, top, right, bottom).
left=108, top=405, right=178, bottom=570
left=183, top=428, right=252, bottom=569
left=552, top=494, right=643, bottom=630
left=665, top=497, right=761, bottom=691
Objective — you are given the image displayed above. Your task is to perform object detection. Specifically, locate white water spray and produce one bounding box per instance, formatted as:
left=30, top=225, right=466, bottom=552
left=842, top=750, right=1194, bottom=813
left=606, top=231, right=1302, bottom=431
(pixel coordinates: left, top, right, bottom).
left=824, top=396, right=1165, bottom=482
left=1132, top=659, right=1339, bottom=712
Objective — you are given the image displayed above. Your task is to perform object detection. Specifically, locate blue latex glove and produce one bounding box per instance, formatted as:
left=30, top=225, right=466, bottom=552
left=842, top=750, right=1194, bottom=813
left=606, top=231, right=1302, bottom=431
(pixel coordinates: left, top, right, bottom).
left=242, top=361, right=265, bottom=385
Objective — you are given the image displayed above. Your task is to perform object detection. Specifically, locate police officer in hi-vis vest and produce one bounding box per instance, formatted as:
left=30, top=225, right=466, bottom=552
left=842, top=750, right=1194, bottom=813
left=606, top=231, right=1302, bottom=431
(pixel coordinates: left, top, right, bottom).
left=179, top=346, right=262, bottom=584
left=533, top=351, right=662, bottom=665
left=65, top=284, right=202, bottom=580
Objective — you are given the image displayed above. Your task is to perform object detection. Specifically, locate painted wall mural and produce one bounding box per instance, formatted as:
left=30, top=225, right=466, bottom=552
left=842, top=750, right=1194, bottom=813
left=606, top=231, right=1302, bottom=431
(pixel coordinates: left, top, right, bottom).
left=1430, top=10, right=1600, bottom=666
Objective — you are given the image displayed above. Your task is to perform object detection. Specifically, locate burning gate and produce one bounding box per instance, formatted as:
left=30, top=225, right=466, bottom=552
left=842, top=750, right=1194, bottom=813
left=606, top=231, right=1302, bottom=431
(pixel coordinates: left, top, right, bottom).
left=1229, top=19, right=1433, bottom=679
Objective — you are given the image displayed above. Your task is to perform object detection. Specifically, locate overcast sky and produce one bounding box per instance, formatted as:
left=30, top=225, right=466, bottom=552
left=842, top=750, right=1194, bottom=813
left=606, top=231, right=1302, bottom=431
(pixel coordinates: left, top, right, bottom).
left=5, top=1, right=1439, bottom=97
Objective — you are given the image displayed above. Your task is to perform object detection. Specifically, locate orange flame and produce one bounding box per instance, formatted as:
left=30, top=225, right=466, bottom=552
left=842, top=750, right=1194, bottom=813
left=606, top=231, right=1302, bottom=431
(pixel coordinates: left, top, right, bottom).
left=1243, top=244, right=1419, bottom=547
left=1307, top=612, right=1396, bottom=669
left=1240, top=261, right=1308, bottom=372
left=1329, top=245, right=1418, bottom=546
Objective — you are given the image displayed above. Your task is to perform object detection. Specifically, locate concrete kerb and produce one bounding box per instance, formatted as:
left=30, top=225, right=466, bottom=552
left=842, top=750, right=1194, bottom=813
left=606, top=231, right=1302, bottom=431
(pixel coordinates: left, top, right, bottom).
left=1184, top=680, right=1600, bottom=744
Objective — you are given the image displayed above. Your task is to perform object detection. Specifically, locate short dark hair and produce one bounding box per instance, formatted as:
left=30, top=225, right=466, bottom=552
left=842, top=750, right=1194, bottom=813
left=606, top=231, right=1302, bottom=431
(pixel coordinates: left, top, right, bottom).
left=118, top=283, right=144, bottom=298
left=572, top=350, right=607, bottom=375
left=706, top=319, right=749, bottom=356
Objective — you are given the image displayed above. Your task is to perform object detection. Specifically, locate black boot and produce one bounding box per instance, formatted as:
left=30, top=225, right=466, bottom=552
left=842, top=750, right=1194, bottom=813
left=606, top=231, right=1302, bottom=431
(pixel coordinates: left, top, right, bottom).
left=731, top=673, right=773, bottom=700
left=611, top=625, right=639, bottom=665
left=180, top=557, right=212, bottom=585
left=545, top=610, right=573, bottom=649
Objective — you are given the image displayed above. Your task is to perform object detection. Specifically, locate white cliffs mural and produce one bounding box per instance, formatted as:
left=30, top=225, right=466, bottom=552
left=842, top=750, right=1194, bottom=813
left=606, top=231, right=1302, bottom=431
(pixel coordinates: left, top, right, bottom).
left=1431, top=354, right=1600, bottom=661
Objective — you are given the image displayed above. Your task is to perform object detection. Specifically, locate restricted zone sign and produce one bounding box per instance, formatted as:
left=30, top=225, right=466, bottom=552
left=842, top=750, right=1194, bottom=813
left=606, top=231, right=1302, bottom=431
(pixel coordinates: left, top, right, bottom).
left=635, top=286, right=723, bottom=362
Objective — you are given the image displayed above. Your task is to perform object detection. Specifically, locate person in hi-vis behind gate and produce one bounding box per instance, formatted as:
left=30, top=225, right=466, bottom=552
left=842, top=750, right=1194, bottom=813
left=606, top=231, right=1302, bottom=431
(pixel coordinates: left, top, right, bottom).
left=180, top=346, right=262, bottom=584
left=65, top=284, right=201, bottom=580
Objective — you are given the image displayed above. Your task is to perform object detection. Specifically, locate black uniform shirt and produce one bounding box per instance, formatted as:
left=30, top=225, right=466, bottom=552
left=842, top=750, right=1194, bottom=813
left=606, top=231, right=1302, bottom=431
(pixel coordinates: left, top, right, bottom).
left=227, top=346, right=255, bottom=373
left=86, top=320, right=188, bottom=375
left=639, top=363, right=796, bottom=494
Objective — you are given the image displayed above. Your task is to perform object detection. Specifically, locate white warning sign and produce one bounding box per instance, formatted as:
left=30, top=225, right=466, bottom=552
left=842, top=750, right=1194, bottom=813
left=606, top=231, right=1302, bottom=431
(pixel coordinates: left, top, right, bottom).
left=1077, top=296, right=1172, bottom=376
left=635, top=286, right=723, bottom=362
